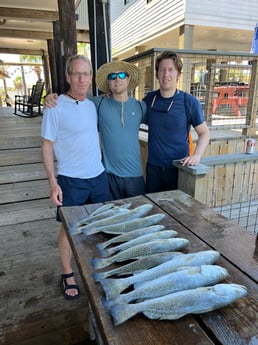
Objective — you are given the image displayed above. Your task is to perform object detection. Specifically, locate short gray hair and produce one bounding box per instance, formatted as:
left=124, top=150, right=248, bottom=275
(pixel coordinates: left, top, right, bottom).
left=66, top=54, right=93, bottom=75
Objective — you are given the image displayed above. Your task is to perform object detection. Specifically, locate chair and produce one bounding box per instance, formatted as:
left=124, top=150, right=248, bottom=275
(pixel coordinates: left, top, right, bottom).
left=14, top=81, right=45, bottom=117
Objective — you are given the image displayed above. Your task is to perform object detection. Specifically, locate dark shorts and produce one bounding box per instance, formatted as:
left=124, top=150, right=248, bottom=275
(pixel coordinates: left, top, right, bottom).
left=146, top=163, right=178, bottom=193
left=107, top=173, right=145, bottom=200
left=56, top=171, right=110, bottom=222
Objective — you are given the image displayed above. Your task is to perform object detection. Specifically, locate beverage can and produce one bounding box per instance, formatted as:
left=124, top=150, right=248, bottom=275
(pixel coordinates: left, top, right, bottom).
left=246, top=138, right=256, bottom=154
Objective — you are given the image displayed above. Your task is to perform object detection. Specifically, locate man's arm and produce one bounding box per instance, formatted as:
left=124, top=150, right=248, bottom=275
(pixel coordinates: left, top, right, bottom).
left=181, top=122, right=210, bottom=166
left=41, top=138, right=62, bottom=205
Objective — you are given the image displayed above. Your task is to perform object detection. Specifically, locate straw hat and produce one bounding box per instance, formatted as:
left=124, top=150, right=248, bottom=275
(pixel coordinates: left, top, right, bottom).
left=96, top=61, right=139, bottom=93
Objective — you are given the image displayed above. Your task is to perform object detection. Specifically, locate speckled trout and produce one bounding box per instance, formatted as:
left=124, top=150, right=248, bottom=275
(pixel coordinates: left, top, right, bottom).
left=99, top=230, right=178, bottom=257
left=104, top=265, right=228, bottom=308
left=96, top=225, right=166, bottom=251
left=93, top=252, right=183, bottom=282
left=82, top=213, right=166, bottom=236
left=93, top=238, right=189, bottom=270
left=79, top=204, right=153, bottom=232
left=111, top=283, right=247, bottom=325
left=99, top=250, right=220, bottom=300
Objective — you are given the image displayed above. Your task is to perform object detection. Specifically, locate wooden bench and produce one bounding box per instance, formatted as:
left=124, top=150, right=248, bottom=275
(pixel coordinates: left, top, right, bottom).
left=14, top=81, right=45, bottom=117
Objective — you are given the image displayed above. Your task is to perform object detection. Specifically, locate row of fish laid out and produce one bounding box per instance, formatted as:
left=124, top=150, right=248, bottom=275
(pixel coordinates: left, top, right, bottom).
left=69, top=203, right=166, bottom=235
left=77, top=202, right=248, bottom=325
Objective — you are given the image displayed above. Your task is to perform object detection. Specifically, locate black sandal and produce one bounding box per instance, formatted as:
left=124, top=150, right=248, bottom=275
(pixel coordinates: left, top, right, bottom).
left=60, top=272, right=80, bottom=300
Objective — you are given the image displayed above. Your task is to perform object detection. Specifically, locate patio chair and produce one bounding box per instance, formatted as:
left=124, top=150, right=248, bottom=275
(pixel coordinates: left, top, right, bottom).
left=14, top=81, right=45, bottom=117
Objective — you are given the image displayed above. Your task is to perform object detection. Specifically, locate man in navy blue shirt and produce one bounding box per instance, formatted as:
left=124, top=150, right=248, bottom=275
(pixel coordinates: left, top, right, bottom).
left=143, top=51, right=210, bottom=192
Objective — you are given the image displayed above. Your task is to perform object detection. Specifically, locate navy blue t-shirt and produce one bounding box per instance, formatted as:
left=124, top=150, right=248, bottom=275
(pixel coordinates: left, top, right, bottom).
left=143, top=89, right=205, bottom=167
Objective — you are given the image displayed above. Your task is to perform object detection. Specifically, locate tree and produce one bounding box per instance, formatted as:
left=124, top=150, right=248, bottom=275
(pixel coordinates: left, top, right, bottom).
left=13, top=75, right=23, bottom=94
left=20, top=55, right=42, bottom=81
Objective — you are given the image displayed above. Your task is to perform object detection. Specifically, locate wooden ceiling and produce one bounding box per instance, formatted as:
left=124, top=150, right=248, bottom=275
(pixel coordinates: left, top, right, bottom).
left=0, top=0, right=89, bottom=56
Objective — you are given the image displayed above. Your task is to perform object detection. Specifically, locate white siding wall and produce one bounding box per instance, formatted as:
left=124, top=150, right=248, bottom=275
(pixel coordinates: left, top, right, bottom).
left=185, top=0, right=258, bottom=30
left=111, top=0, right=185, bottom=53
left=111, top=0, right=258, bottom=54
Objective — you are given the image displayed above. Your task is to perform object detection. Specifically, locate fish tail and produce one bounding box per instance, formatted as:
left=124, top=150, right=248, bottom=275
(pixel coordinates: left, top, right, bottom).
left=102, top=296, right=121, bottom=311
left=69, top=227, right=82, bottom=235
left=96, top=242, right=105, bottom=251
left=100, top=278, right=127, bottom=300
left=93, top=271, right=107, bottom=282
left=100, top=246, right=117, bottom=257
left=92, top=257, right=111, bottom=270
left=111, top=304, right=137, bottom=325
left=96, top=241, right=108, bottom=251
left=99, top=249, right=110, bottom=258
left=82, top=227, right=97, bottom=236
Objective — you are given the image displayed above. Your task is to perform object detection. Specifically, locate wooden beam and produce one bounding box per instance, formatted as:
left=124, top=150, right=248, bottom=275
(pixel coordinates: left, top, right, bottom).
left=0, top=48, right=42, bottom=55
left=0, top=7, right=58, bottom=21
left=77, top=30, right=90, bottom=42
left=0, top=62, right=42, bottom=66
left=0, top=28, right=53, bottom=40
left=0, top=29, right=89, bottom=42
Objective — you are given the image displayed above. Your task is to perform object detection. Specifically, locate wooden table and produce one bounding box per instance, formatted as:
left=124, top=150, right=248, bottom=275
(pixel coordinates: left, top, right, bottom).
left=212, top=85, right=249, bottom=116
left=59, top=190, right=258, bottom=345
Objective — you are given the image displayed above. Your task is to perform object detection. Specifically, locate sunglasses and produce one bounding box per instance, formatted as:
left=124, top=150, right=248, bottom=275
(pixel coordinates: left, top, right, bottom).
left=107, top=72, right=128, bottom=80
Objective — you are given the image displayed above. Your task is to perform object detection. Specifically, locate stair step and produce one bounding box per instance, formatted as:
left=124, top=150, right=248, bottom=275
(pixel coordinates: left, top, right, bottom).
left=0, top=163, right=47, bottom=184
left=0, top=199, right=56, bottom=226
left=0, top=179, right=50, bottom=204
left=0, top=148, right=42, bottom=166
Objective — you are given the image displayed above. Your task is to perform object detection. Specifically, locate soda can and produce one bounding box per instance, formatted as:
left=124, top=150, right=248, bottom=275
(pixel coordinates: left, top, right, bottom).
left=246, top=138, right=256, bottom=154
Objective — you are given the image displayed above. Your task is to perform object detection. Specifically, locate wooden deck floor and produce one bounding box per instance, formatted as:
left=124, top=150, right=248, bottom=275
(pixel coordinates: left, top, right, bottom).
left=0, top=105, right=253, bottom=344
left=0, top=107, right=94, bottom=345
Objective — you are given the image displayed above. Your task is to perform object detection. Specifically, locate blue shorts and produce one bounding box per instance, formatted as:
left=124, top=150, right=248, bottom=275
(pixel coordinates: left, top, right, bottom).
left=146, top=163, right=178, bottom=193
left=107, top=173, right=145, bottom=200
left=56, top=172, right=110, bottom=222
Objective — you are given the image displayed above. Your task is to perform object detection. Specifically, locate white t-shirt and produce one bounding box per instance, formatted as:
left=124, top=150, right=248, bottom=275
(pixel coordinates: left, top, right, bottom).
left=41, top=94, right=104, bottom=179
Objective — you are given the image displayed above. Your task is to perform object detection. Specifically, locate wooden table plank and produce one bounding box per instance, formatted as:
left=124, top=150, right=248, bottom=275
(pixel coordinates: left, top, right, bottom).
left=60, top=192, right=258, bottom=345
left=145, top=190, right=258, bottom=282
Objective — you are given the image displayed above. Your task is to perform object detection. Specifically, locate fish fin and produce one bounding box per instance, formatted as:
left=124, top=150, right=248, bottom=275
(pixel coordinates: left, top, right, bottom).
left=143, top=310, right=184, bottom=320
left=92, top=257, right=111, bottom=270
left=111, top=304, right=137, bottom=326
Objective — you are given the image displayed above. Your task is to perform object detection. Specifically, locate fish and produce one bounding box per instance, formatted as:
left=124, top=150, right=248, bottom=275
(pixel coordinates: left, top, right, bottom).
left=82, top=213, right=166, bottom=236
left=89, top=203, right=115, bottom=216
left=73, top=207, right=131, bottom=228
left=92, top=238, right=189, bottom=270
left=93, top=252, right=183, bottom=282
left=70, top=208, right=130, bottom=235
left=104, top=265, right=229, bottom=309
left=111, top=283, right=247, bottom=325
left=99, top=230, right=178, bottom=257
left=96, top=225, right=166, bottom=251
left=80, top=204, right=154, bottom=233
left=99, top=250, right=220, bottom=300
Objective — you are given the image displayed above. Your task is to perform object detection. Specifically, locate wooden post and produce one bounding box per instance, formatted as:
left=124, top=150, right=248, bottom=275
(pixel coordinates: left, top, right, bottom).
left=87, top=0, right=111, bottom=95
left=47, top=39, right=58, bottom=93
left=243, top=60, right=258, bottom=137
left=53, top=21, right=64, bottom=94
left=173, top=161, right=210, bottom=204
left=58, top=0, right=77, bottom=93
left=41, top=50, right=51, bottom=95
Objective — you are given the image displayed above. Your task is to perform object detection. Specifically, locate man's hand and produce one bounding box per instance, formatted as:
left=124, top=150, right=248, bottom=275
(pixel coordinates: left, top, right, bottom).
left=180, top=153, right=201, bottom=166
left=50, top=182, right=63, bottom=206
left=44, top=93, right=58, bottom=108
